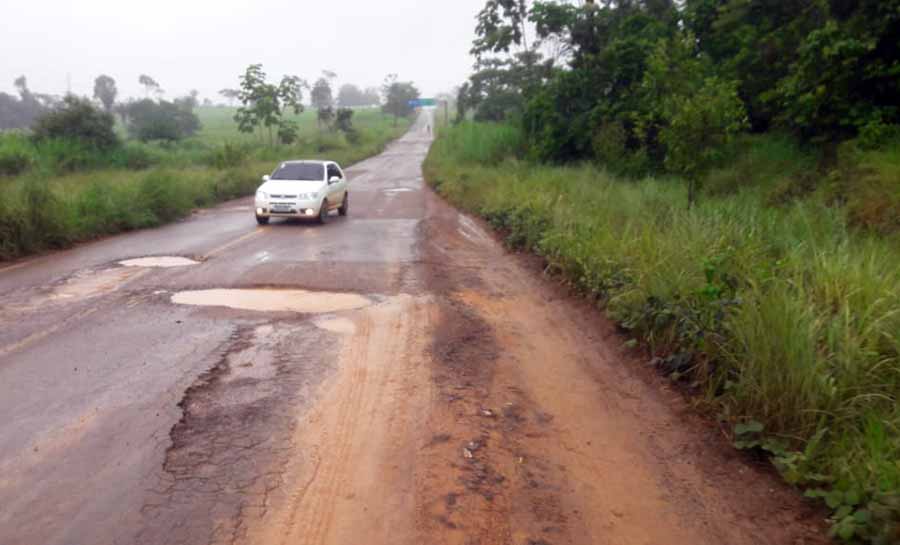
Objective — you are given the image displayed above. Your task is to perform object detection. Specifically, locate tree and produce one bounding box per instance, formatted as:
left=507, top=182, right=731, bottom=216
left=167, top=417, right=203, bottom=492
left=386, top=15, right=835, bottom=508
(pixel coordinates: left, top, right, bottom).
left=363, top=87, right=382, bottom=107
left=311, top=75, right=335, bottom=128
left=218, top=88, right=240, bottom=107
left=317, top=106, right=335, bottom=129
left=0, top=76, right=48, bottom=130
left=32, top=95, right=119, bottom=150
left=233, top=64, right=306, bottom=146
left=381, top=74, right=420, bottom=126
left=123, top=96, right=200, bottom=142
left=660, top=77, right=747, bottom=207
left=93, top=75, right=117, bottom=112
left=138, top=74, right=162, bottom=98
left=337, top=84, right=367, bottom=108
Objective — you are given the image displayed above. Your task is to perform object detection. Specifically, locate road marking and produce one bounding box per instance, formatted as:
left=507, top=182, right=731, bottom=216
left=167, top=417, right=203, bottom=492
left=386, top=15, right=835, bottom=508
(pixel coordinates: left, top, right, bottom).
left=0, top=307, right=99, bottom=359
left=202, top=228, right=268, bottom=260
left=0, top=255, right=51, bottom=275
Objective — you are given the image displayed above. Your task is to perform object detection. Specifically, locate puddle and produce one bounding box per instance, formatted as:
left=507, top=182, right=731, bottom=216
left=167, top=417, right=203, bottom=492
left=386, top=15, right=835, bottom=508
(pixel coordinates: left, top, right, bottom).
left=383, top=187, right=416, bottom=194
left=119, top=256, right=200, bottom=268
left=51, top=268, right=144, bottom=300
left=171, top=289, right=372, bottom=313
left=313, top=316, right=357, bottom=335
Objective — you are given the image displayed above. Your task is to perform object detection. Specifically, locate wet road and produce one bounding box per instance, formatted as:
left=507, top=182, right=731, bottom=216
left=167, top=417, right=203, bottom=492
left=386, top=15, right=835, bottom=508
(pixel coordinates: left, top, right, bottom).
left=0, top=114, right=433, bottom=545
left=0, top=113, right=828, bottom=545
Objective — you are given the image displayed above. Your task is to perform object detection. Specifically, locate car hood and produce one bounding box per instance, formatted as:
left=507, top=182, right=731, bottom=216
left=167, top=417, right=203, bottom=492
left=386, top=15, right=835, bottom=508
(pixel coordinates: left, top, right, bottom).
left=258, top=180, right=325, bottom=195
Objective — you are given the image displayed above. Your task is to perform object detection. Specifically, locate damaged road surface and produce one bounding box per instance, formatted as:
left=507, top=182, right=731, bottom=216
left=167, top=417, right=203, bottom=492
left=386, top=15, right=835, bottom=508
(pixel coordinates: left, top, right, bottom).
left=0, top=114, right=828, bottom=545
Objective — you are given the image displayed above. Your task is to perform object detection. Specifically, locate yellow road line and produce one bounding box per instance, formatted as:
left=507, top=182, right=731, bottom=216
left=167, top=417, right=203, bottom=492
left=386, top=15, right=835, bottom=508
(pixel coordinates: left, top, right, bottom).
left=202, top=228, right=268, bottom=260
left=0, top=307, right=99, bottom=359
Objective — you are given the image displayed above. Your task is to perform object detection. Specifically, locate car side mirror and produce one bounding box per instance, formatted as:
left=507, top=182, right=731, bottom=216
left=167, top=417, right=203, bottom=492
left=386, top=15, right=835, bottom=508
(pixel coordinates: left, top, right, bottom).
left=262, top=175, right=270, bottom=182
left=329, top=176, right=340, bottom=184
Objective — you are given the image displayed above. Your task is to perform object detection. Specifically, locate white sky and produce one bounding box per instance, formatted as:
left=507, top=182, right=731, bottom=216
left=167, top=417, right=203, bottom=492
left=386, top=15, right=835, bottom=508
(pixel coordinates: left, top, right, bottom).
left=1, top=0, right=486, bottom=102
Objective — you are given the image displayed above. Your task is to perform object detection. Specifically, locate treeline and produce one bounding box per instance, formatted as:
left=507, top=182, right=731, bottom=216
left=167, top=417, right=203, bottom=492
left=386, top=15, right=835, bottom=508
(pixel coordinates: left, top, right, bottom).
left=458, top=0, right=899, bottom=179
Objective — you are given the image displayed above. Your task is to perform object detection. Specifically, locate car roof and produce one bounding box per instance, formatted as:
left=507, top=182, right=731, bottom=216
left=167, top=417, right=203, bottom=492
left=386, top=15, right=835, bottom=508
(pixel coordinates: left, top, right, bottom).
left=281, top=160, right=336, bottom=166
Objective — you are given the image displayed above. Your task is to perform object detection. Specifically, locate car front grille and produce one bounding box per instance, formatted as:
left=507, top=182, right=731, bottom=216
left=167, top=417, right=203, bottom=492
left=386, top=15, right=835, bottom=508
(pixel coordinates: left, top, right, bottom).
left=270, top=194, right=298, bottom=199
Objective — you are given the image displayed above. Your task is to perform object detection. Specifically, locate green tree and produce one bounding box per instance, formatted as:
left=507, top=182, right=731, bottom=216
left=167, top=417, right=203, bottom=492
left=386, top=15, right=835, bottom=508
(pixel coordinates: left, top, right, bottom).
left=660, top=77, right=747, bottom=206
left=123, top=97, right=200, bottom=142
left=92, top=75, right=117, bottom=112
left=32, top=95, right=119, bottom=150
left=381, top=74, right=420, bottom=126
left=234, top=64, right=306, bottom=146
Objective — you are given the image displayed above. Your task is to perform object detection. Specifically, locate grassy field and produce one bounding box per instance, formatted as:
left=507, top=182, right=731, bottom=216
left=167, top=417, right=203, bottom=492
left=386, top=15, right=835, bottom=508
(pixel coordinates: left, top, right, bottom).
left=425, top=122, right=900, bottom=543
left=0, top=107, right=410, bottom=260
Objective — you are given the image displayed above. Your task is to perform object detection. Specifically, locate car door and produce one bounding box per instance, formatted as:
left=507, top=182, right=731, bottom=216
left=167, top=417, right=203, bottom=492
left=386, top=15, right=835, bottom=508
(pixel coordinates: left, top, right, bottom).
left=334, top=163, right=348, bottom=201
left=326, top=163, right=345, bottom=207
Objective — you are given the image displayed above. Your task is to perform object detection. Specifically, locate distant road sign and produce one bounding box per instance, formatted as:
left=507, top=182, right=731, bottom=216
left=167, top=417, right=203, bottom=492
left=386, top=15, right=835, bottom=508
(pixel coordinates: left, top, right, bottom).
left=408, top=98, right=437, bottom=108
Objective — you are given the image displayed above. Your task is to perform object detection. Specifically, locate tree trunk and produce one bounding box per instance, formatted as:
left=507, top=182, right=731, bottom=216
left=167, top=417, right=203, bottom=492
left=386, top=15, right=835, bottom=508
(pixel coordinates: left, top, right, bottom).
left=688, top=177, right=698, bottom=209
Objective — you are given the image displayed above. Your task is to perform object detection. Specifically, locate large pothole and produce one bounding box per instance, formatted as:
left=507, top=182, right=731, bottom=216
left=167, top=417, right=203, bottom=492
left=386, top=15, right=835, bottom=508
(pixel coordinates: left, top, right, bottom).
left=171, top=289, right=372, bottom=313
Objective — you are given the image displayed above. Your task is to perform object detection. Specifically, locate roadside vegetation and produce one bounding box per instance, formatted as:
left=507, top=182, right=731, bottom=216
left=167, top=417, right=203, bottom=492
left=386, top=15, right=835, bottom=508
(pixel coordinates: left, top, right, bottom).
left=0, top=67, right=415, bottom=261
left=438, top=0, right=900, bottom=542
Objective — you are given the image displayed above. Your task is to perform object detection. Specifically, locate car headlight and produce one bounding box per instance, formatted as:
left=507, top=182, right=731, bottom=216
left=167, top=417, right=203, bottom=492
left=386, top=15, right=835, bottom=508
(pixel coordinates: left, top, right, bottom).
left=256, top=191, right=268, bottom=200
left=298, top=193, right=316, bottom=200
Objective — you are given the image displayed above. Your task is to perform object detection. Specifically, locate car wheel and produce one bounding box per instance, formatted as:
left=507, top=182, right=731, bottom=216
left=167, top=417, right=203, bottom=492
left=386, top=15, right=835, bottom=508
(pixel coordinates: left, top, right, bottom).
left=338, top=192, right=349, bottom=216
left=256, top=215, right=269, bottom=225
left=317, top=200, right=329, bottom=224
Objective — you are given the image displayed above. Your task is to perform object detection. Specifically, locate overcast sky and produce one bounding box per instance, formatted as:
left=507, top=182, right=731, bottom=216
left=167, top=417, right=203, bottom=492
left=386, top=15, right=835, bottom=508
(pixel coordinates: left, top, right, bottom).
left=2, top=0, right=486, bottom=102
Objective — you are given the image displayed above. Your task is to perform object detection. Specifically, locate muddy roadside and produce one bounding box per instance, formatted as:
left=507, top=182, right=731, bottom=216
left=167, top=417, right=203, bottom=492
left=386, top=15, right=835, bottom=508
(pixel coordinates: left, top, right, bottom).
left=412, top=188, right=830, bottom=545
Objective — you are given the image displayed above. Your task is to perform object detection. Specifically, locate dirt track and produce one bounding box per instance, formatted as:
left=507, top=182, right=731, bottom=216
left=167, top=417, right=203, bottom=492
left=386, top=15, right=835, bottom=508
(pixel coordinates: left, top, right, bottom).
left=0, top=114, right=829, bottom=545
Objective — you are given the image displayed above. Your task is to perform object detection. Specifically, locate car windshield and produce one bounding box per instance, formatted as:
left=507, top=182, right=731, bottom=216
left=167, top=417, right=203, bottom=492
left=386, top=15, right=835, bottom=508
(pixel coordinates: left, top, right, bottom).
left=271, top=163, right=324, bottom=181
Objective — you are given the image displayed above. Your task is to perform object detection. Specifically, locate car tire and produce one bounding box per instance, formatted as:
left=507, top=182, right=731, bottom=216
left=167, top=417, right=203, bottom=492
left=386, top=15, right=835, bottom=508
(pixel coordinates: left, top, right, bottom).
left=256, top=215, right=269, bottom=225
left=338, top=192, right=349, bottom=216
left=317, top=200, right=329, bottom=224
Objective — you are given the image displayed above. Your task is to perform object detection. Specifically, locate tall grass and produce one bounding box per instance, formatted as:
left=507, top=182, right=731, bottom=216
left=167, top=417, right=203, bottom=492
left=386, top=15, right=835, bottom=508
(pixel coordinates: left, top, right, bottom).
left=425, top=122, right=900, bottom=543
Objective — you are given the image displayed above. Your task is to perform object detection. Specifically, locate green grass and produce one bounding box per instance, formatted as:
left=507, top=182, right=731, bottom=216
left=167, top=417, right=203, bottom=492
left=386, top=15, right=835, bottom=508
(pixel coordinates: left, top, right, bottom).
left=0, top=108, right=409, bottom=260
left=425, top=122, right=900, bottom=543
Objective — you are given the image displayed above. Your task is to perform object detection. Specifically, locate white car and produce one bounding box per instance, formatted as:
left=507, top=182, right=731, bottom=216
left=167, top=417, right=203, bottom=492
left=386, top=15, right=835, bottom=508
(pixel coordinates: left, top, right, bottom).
left=254, top=160, right=349, bottom=225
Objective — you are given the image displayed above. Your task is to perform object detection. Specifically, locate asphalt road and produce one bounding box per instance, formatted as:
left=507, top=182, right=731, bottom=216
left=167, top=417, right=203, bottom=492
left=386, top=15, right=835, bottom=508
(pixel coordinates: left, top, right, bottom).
left=0, top=113, right=828, bottom=545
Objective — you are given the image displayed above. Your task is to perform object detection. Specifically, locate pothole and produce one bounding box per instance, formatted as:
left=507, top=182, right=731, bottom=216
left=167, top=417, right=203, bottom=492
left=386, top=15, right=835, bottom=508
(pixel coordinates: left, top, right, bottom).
left=313, top=316, right=357, bottom=335
left=51, top=268, right=144, bottom=300
left=171, top=289, right=372, bottom=313
left=119, top=256, right=200, bottom=268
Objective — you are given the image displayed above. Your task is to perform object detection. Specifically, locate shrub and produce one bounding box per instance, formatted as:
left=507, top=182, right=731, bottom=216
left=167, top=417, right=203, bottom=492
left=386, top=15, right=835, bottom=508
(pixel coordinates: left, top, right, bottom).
left=0, top=133, right=35, bottom=176
left=124, top=98, right=201, bottom=142
left=31, top=96, right=119, bottom=150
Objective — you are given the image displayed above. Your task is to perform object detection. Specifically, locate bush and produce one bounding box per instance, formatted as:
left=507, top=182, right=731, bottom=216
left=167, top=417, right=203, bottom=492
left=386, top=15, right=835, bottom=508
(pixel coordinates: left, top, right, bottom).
left=0, top=133, right=35, bottom=176
left=124, top=99, right=201, bottom=142
left=31, top=96, right=119, bottom=150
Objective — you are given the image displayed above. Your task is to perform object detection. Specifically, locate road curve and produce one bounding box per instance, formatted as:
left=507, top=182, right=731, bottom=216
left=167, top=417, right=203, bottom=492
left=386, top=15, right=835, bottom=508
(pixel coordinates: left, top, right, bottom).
left=0, top=113, right=827, bottom=545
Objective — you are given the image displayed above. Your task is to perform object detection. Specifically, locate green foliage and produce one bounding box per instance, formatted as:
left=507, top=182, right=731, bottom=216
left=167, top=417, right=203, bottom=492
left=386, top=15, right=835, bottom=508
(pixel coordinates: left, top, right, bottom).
left=660, top=77, right=748, bottom=205
left=425, top=122, right=900, bottom=543
left=381, top=74, right=420, bottom=124
left=32, top=95, right=119, bottom=150
left=0, top=133, right=35, bottom=176
left=234, top=64, right=306, bottom=146
left=123, top=98, right=200, bottom=142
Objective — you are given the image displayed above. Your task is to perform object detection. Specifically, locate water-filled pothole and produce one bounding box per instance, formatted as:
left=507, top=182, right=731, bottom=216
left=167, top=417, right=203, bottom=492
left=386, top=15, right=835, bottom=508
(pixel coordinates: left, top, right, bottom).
left=171, top=289, right=372, bottom=313
left=119, top=256, right=200, bottom=268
